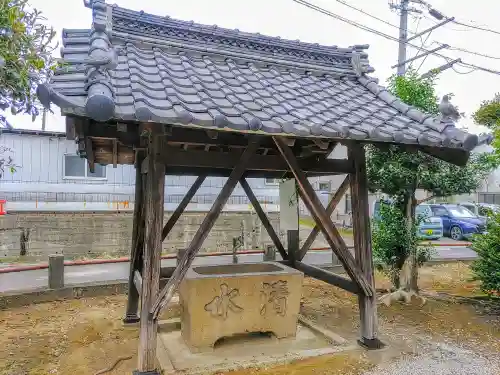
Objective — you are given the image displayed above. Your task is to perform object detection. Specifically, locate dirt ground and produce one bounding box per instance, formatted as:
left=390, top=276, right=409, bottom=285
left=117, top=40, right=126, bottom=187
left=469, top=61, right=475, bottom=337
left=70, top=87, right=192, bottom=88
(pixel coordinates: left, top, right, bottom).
left=0, top=263, right=498, bottom=375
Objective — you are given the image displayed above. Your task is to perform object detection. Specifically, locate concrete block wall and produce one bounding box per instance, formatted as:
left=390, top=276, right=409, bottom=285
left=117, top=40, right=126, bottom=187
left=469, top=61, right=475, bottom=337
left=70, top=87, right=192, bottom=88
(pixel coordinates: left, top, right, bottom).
left=0, top=211, right=283, bottom=259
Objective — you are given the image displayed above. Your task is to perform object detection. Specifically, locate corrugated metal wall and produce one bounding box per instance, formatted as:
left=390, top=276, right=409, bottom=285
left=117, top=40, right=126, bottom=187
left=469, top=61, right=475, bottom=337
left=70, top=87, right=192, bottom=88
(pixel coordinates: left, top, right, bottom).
left=0, top=132, right=286, bottom=208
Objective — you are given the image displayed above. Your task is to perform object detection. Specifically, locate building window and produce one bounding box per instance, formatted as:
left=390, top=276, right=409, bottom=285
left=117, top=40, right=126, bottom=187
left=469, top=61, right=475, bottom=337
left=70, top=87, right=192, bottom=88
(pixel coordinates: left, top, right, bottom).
left=265, top=178, right=280, bottom=185
left=318, top=181, right=331, bottom=191
left=64, top=155, right=106, bottom=179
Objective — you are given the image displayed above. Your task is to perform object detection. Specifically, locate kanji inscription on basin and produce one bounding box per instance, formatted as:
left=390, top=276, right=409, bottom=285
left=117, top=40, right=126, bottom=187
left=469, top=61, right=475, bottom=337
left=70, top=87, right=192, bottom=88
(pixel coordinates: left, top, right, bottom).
left=204, top=283, right=243, bottom=319
left=260, top=280, right=289, bottom=317
left=179, top=262, right=303, bottom=352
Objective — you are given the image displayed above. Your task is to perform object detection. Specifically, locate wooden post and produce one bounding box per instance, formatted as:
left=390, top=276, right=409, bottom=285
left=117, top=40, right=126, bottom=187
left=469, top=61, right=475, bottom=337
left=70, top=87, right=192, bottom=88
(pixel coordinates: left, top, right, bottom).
left=137, top=133, right=166, bottom=373
left=287, top=230, right=299, bottom=266
left=239, top=178, right=287, bottom=260
left=124, top=151, right=146, bottom=324
left=298, top=176, right=350, bottom=261
left=162, top=175, right=206, bottom=241
left=264, top=244, right=276, bottom=261
left=48, top=254, right=64, bottom=289
left=273, top=136, right=373, bottom=297
left=151, top=140, right=260, bottom=319
left=348, top=143, right=383, bottom=349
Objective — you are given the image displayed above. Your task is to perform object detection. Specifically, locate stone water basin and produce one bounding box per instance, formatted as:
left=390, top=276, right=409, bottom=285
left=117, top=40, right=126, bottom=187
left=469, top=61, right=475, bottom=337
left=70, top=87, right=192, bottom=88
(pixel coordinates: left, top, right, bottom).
left=179, top=262, right=304, bottom=352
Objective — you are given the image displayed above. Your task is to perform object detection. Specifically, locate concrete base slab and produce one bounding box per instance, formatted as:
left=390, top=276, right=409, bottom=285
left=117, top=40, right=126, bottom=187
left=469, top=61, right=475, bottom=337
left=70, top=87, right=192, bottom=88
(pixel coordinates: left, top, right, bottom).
left=156, top=319, right=352, bottom=374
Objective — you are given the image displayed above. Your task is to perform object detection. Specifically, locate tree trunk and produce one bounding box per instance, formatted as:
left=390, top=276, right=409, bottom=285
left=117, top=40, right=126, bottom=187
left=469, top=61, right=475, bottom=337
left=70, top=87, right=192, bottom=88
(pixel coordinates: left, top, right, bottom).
left=401, top=193, right=419, bottom=292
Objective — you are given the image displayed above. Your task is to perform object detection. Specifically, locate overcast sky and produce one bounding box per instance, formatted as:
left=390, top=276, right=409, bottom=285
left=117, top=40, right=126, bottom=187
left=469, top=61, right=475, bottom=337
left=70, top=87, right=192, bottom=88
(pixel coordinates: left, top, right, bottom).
left=5, top=0, right=500, bottom=133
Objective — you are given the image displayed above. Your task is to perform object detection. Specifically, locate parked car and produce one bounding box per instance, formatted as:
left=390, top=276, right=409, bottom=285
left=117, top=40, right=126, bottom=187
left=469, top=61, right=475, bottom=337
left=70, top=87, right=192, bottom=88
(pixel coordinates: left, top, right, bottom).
left=427, top=204, right=487, bottom=240
left=415, top=204, right=444, bottom=240
left=373, top=200, right=443, bottom=240
left=458, top=202, right=500, bottom=219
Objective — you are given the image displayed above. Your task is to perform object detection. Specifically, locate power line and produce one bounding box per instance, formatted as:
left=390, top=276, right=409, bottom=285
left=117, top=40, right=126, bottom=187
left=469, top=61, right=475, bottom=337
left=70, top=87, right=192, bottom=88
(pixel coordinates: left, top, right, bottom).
left=329, top=0, right=500, bottom=69
left=452, top=20, right=500, bottom=36
left=331, top=0, right=416, bottom=34
left=448, top=46, right=500, bottom=61
left=292, top=0, right=500, bottom=76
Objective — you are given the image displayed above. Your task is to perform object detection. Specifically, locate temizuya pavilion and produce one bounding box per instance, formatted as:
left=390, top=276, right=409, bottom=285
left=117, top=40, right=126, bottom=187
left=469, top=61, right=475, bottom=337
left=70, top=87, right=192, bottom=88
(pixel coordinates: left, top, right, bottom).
left=37, top=1, right=480, bottom=373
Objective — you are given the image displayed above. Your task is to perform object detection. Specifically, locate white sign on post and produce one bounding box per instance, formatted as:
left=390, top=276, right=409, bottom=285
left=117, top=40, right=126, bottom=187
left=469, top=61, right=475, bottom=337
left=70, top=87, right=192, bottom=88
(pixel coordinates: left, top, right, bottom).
left=279, top=179, right=299, bottom=231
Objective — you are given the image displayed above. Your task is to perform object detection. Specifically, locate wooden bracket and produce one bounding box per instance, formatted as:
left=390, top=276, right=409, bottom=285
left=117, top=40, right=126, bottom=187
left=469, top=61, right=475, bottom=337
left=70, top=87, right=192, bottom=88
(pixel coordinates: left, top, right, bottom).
left=273, top=136, right=373, bottom=297
left=298, top=175, right=350, bottom=261
left=161, top=175, right=206, bottom=241
left=239, top=178, right=287, bottom=260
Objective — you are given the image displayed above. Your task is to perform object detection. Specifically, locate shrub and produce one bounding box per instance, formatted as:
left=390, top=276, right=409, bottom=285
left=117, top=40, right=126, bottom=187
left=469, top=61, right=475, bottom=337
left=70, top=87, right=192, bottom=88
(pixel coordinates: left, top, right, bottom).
left=471, top=212, right=500, bottom=296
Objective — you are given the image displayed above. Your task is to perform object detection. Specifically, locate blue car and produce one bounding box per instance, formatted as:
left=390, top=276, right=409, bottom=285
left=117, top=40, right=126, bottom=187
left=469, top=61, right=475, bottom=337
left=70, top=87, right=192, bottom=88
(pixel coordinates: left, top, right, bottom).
left=428, top=204, right=487, bottom=240
left=373, top=200, right=443, bottom=240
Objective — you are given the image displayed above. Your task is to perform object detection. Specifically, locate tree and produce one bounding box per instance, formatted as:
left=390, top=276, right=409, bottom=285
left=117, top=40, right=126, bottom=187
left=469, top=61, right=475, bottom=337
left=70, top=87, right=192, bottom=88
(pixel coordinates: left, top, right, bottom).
left=367, top=70, right=492, bottom=301
left=0, top=0, right=57, bottom=126
left=372, top=201, right=432, bottom=290
left=474, top=93, right=500, bottom=164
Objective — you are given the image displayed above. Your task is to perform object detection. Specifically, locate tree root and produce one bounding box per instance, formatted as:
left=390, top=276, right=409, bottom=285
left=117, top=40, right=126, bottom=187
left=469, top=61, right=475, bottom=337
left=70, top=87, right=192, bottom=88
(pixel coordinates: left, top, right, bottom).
left=378, top=289, right=427, bottom=307
left=93, top=355, right=132, bottom=375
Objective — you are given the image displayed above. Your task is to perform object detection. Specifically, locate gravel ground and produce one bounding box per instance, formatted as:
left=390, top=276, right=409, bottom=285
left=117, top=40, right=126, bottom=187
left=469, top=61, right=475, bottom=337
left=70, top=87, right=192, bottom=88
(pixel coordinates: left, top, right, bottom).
left=365, top=342, right=500, bottom=375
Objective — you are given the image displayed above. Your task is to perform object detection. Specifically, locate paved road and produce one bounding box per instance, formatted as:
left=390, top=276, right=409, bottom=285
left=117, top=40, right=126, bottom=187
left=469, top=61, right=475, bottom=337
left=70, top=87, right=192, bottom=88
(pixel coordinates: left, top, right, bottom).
left=0, top=246, right=477, bottom=293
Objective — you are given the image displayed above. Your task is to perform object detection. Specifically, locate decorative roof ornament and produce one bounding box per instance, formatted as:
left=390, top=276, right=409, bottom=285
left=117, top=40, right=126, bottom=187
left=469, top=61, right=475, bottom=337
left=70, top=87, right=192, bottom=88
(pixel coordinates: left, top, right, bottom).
left=84, top=0, right=116, bottom=122
left=438, top=95, right=461, bottom=123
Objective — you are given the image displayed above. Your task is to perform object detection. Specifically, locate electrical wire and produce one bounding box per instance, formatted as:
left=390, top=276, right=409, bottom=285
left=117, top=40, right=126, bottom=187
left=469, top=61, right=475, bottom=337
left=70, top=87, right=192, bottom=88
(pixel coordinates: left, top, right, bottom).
left=452, top=20, right=500, bottom=36
left=292, top=0, right=500, bottom=76
left=448, top=47, right=500, bottom=61
left=327, top=0, right=500, bottom=71
left=451, top=64, right=476, bottom=75
left=331, top=0, right=415, bottom=34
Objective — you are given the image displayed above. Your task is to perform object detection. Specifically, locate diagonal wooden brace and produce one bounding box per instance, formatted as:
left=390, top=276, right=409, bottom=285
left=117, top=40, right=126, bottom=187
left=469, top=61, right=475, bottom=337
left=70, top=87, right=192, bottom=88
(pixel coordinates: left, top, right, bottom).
left=273, top=136, right=373, bottom=297
left=239, top=178, right=288, bottom=260
left=297, top=175, right=350, bottom=261
left=161, top=175, right=206, bottom=241
left=150, top=140, right=261, bottom=319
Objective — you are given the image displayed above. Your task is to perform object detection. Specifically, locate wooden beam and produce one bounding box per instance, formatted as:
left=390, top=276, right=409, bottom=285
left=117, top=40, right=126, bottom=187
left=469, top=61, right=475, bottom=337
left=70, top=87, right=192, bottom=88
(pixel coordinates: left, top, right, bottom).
left=85, top=137, right=95, bottom=173
left=348, top=143, right=381, bottom=348
left=124, top=151, right=146, bottom=323
left=162, top=166, right=294, bottom=179
left=293, top=261, right=361, bottom=294
left=162, top=175, right=206, bottom=241
left=162, top=147, right=353, bottom=174
left=239, top=178, right=287, bottom=260
left=297, top=175, right=350, bottom=261
left=273, top=136, right=373, bottom=297
left=151, top=140, right=260, bottom=320
left=112, top=139, right=118, bottom=168
left=133, top=270, right=142, bottom=293
left=138, top=133, right=166, bottom=372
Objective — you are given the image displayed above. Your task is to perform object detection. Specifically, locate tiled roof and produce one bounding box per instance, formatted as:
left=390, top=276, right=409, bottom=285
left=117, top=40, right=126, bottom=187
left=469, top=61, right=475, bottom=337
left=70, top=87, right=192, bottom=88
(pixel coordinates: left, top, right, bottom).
left=37, top=0, right=480, bottom=155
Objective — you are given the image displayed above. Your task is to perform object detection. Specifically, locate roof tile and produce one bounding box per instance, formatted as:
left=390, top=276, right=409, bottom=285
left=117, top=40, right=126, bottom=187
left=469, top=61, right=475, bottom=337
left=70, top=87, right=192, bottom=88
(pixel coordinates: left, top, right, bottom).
left=38, top=1, right=481, bottom=162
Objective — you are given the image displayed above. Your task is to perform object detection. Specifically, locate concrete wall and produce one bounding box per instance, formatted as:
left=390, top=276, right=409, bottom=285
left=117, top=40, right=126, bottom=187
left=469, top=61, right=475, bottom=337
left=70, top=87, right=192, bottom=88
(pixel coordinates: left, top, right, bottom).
left=0, top=211, right=282, bottom=259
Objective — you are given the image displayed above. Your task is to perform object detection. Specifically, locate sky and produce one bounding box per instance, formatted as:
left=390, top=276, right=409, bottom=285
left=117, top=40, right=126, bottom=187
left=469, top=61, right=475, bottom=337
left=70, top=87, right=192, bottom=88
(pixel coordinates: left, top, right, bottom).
left=5, top=0, right=500, bottom=134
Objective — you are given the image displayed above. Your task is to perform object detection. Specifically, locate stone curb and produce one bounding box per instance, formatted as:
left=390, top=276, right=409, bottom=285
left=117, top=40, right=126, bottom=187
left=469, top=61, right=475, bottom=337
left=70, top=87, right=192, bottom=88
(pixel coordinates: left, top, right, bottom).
left=0, top=279, right=128, bottom=310
left=0, top=258, right=476, bottom=309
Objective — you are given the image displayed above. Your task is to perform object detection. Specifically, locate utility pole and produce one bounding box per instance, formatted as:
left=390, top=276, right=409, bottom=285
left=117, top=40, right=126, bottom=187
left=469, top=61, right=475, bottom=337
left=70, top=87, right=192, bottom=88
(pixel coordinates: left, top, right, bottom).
left=396, top=0, right=409, bottom=76
left=390, top=1, right=452, bottom=76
